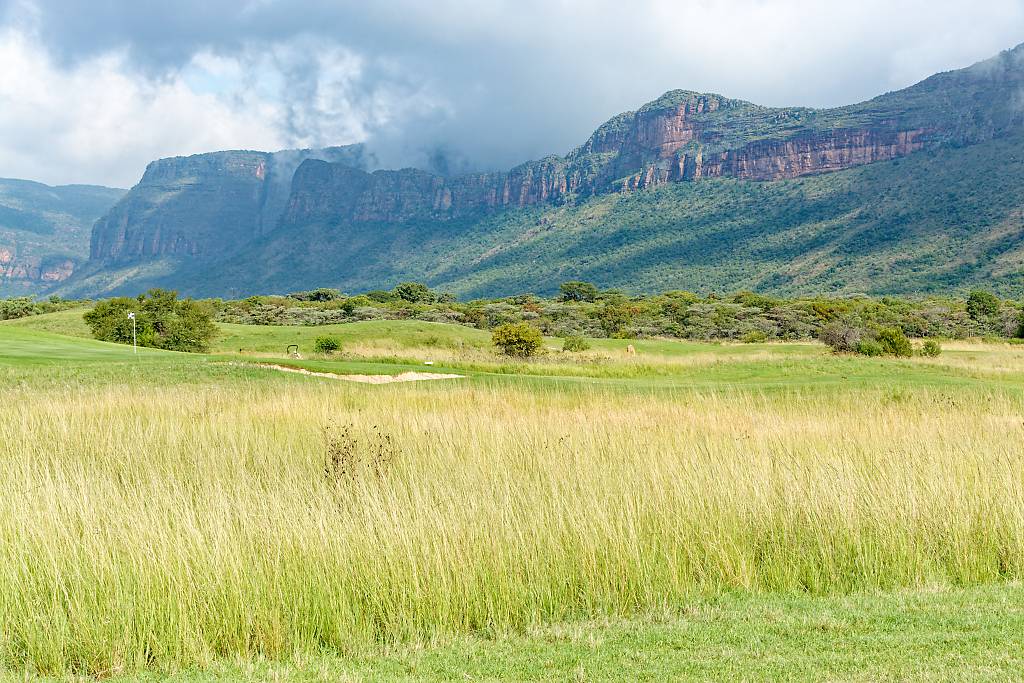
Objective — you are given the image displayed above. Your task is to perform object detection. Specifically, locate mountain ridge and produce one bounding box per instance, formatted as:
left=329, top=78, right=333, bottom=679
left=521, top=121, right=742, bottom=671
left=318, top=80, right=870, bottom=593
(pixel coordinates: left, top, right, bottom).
left=52, top=42, right=1024, bottom=298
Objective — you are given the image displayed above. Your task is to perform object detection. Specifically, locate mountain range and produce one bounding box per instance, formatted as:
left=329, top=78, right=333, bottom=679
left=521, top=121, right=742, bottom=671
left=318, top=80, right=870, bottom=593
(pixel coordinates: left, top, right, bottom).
left=0, top=179, right=124, bottom=297
left=14, top=44, right=1024, bottom=299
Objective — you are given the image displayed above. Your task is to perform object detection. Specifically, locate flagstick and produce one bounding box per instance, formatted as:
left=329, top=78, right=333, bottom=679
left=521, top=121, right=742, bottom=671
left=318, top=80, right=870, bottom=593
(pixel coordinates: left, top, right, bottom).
left=128, top=311, right=137, bottom=354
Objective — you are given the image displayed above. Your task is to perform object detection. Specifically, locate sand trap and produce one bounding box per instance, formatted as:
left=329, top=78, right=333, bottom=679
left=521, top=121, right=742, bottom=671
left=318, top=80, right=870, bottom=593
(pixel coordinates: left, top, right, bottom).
left=258, top=363, right=463, bottom=384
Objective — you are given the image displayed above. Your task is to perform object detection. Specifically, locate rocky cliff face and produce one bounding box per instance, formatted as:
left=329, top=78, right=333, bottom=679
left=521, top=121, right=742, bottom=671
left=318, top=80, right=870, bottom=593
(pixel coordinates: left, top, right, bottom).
left=622, top=127, right=929, bottom=190
left=279, top=95, right=935, bottom=226
left=283, top=47, right=1024, bottom=228
left=90, top=145, right=368, bottom=262
left=0, top=246, right=75, bottom=283
left=0, top=179, right=124, bottom=295
left=281, top=158, right=584, bottom=225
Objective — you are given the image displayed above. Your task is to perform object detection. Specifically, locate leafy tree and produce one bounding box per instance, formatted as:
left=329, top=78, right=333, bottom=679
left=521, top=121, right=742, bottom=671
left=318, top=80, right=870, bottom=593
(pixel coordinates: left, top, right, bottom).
left=598, top=302, right=633, bottom=337
left=290, top=288, right=342, bottom=302
left=966, top=290, right=1000, bottom=321
left=559, top=281, right=599, bottom=302
left=365, top=290, right=397, bottom=303
left=492, top=323, right=543, bottom=357
left=393, top=282, right=437, bottom=304
left=84, top=289, right=217, bottom=353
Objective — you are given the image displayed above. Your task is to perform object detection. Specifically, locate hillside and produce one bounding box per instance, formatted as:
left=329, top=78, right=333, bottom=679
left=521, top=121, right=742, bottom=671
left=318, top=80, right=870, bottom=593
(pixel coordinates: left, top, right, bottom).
left=57, top=44, right=1024, bottom=299
left=0, top=179, right=124, bottom=296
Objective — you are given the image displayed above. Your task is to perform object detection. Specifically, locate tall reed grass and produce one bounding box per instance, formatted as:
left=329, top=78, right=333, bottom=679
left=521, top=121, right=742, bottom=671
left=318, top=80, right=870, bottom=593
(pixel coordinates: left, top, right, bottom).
left=1, top=380, right=1022, bottom=675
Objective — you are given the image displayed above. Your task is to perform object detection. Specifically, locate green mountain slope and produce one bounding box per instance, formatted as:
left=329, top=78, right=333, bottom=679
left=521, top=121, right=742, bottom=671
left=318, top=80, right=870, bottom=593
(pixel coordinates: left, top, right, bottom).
left=66, top=127, right=1024, bottom=299
left=0, top=179, right=124, bottom=296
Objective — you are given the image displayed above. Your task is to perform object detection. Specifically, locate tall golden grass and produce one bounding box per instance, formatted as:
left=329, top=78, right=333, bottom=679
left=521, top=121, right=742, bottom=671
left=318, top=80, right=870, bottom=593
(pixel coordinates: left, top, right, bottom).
left=1, top=379, right=1022, bottom=675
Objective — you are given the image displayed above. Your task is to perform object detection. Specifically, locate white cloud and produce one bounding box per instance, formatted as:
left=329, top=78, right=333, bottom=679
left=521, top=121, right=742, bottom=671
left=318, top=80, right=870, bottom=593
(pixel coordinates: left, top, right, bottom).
left=1, top=1, right=1024, bottom=186
left=0, top=29, right=286, bottom=186
left=0, top=25, right=453, bottom=186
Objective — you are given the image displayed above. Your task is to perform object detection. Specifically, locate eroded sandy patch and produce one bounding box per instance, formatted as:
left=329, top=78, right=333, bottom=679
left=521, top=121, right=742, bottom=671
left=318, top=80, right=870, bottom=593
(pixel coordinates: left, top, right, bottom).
left=258, top=363, right=464, bottom=384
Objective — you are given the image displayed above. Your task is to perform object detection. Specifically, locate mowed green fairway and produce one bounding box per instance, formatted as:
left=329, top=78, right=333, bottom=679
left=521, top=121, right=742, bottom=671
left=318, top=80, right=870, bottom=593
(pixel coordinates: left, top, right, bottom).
left=9, top=310, right=1024, bottom=393
left=3, top=316, right=1024, bottom=681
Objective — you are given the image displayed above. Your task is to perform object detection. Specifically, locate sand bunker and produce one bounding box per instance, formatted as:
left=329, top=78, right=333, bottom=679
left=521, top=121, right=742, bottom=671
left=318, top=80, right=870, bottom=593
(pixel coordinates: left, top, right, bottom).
left=258, top=364, right=463, bottom=384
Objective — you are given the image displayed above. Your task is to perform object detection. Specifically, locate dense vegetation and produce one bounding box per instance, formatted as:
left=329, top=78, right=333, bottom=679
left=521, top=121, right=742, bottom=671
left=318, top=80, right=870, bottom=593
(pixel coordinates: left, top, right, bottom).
left=83, top=289, right=217, bottom=352
left=5, top=282, right=1024, bottom=350
left=0, top=295, right=83, bottom=321
left=210, top=283, right=1024, bottom=343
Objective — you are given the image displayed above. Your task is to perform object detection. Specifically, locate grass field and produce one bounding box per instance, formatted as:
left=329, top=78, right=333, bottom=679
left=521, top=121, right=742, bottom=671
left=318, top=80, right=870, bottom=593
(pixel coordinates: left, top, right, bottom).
left=3, top=312, right=1024, bottom=681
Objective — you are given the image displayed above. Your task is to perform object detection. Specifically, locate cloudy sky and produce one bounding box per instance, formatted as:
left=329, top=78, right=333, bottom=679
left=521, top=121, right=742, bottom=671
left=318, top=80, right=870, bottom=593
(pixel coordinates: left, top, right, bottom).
left=1, top=0, right=1022, bottom=188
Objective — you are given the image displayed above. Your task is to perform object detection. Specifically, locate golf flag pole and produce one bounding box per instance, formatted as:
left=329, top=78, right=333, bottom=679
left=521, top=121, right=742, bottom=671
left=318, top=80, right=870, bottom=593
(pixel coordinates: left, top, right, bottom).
left=128, top=311, right=136, bottom=354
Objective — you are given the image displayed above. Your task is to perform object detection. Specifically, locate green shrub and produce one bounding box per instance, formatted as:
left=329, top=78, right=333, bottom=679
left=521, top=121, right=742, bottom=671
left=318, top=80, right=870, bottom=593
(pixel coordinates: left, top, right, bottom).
left=876, top=327, right=913, bottom=357
left=562, top=335, right=590, bottom=352
left=740, top=330, right=768, bottom=343
left=0, top=297, right=39, bottom=320
left=83, top=289, right=216, bottom=353
left=339, top=295, right=372, bottom=313
left=492, top=323, right=543, bottom=357
left=313, top=335, right=342, bottom=354
left=919, top=339, right=942, bottom=357
left=856, top=339, right=885, bottom=356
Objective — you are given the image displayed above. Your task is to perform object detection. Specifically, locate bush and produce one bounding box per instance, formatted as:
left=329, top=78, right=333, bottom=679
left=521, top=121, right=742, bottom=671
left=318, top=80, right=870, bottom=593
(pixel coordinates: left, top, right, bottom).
left=83, top=289, right=216, bottom=353
left=740, top=329, right=768, bottom=343
left=876, top=327, right=913, bottom=357
left=818, top=320, right=863, bottom=352
left=855, top=339, right=885, bottom=356
left=0, top=297, right=39, bottom=320
left=919, top=339, right=942, bottom=357
left=313, top=335, right=342, bottom=354
left=492, top=323, right=543, bottom=357
left=562, top=335, right=590, bottom=352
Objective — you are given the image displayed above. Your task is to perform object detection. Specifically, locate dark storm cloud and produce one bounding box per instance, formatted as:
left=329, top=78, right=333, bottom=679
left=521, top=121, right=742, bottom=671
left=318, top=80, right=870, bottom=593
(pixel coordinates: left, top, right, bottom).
left=2, top=0, right=1024, bottom=185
